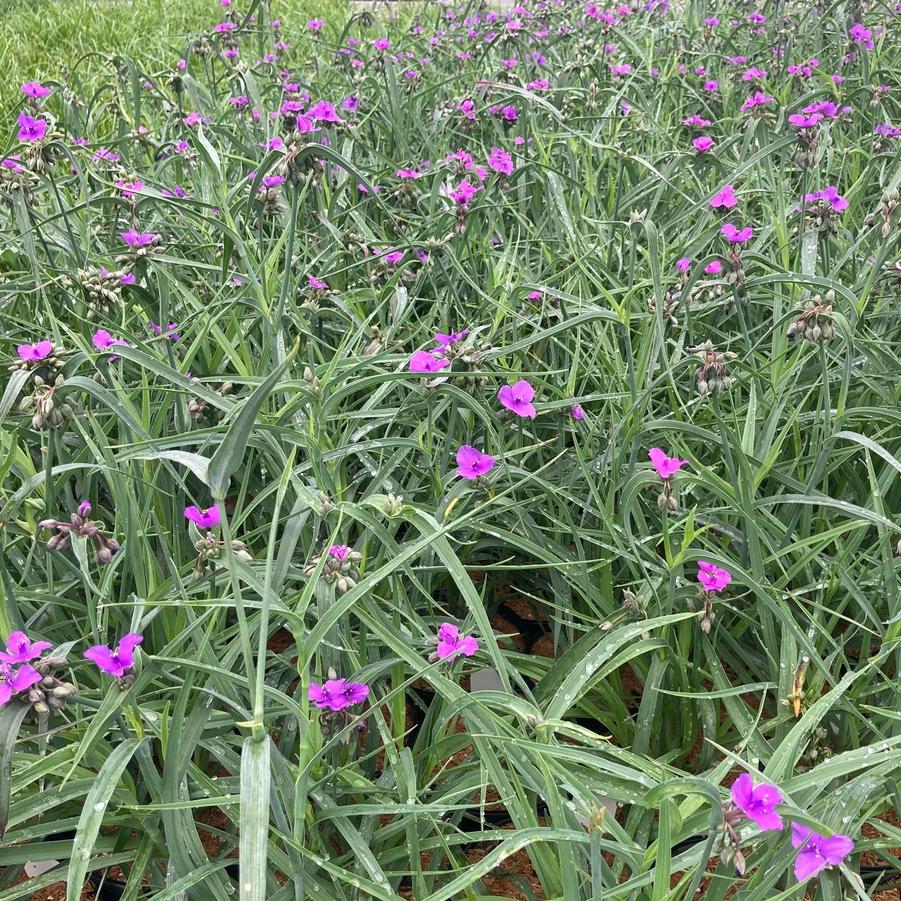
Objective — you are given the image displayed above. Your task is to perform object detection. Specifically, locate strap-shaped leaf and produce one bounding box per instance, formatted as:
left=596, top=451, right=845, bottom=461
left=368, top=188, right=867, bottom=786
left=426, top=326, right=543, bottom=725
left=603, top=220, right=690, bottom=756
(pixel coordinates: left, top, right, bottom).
left=0, top=703, right=29, bottom=839
left=67, top=737, right=144, bottom=901
left=238, top=735, right=271, bottom=901
left=207, top=343, right=297, bottom=500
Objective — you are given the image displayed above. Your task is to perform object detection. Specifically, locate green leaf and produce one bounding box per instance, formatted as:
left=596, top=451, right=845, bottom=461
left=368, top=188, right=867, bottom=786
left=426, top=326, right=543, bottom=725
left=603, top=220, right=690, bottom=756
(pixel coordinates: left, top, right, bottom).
left=207, top=342, right=297, bottom=500
left=238, top=735, right=271, bottom=901
left=67, top=738, right=145, bottom=901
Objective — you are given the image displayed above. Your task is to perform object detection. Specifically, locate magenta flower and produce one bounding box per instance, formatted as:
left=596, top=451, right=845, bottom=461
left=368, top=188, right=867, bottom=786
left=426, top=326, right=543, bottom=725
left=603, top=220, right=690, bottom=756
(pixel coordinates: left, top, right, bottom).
left=184, top=505, right=221, bottom=529
left=692, top=136, right=714, bottom=153
left=435, top=329, right=469, bottom=349
left=456, top=445, right=495, bottom=480
left=791, top=824, right=854, bottom=881
left=329, top=544, right=350, bottom=560
left=804, top=186, right=848, bottom=212
left=84, top=633, right=143, bottom=678
left=307, top=100, right=342, bottom=123
left=648, top=448, right=688, bottom=480
left=214, top=21, right=237, bottom=32
left=788, top=112, right=822, bottom=129
left=571, top=403, right=585, bottom=421
left=92, top=329, right=129, bottom=353
left=0, top=663, right=42, bottom=706
left=21, top=82, right=51, bottom=99
left=17, top=113, right=47, bottom=142
left=697, top=561, right=732, bottom=593
left=0, top=631, right=52, bottom=665
left=308, top=678, right=369, bottom=711
left=308, top=276, right=328, bottom=290
left=498, top=380, right=537, bottom=419
left=308, top=18, right=324, bottom=30
left=703, top=80, right=718, bottom=93
left=436, top=623, right=479, bottom=660
left=722, top=223, right=754, bottom=244
left=119, top=228, right=160, bottom=249
left=705, top=260, right=723, bottom=275
left=17, top=339, right=53, bottom=362
left=409, top=350, right=451, bottom=374
left=730, top=773, right=784, bottom=831
left=848, top=23, right=874, bottom=50
left=710, top=185, right=738, bottom=209
left=487, top=147, right=514, bottom=175
left=675, top=258, right=691, bottom=273
left=682, top=115, right=712, bottom=128
left=373, top=37, right=390, bottom=50
left=741, top=91, right=775, bottom=111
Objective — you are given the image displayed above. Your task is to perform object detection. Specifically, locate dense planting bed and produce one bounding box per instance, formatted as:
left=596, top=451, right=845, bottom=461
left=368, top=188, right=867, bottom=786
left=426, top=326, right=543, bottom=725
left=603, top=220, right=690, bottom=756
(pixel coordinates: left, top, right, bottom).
left=1, top=0, right=901, bottom=899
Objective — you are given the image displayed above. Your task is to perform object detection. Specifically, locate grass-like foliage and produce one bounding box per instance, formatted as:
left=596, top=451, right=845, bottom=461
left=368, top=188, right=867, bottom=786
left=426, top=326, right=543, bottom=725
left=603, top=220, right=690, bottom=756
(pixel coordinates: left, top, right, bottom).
left=1, top=0, right=900, bottom=899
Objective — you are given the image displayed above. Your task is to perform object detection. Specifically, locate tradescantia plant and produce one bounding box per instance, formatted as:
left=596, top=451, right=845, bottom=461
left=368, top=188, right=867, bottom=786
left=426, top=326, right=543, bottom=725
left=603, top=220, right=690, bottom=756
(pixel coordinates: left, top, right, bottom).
left=1, top=0, right=901, bottom=899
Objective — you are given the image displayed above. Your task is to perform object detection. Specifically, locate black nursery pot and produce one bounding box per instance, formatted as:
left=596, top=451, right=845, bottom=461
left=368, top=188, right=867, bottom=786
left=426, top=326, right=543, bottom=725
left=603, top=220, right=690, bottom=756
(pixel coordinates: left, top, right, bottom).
left=88, top=871, right=129, bottom=900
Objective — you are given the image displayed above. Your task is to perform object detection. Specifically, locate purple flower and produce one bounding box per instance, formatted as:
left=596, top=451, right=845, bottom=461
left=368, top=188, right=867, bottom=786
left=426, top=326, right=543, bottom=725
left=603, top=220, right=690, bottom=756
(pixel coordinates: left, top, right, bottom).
left=92, top=329, right=129, bottom=352
left=648, top=448, right=688, bottom=479
left=308, top=677, right=369, bottom=711
left=698, top=561, right=732, bottom=592
left=308, top=276, right=328, bottom=290
left=17, top=339, right=53, bottom=361
left=722, top=223, right=754, bottom=244
left=791, top=824, right=854, bottom=881
left=0, top=663, right=42, bottom=706
left=682, top=115, right=712, bottom=128
left=307, top=100, right=342, bottom=123
left=730, top=773, right=784, bottom=831
left=0, top=631, right=52, bottom=665
left=848, top=23, right=873, bottom=50
left=804, top=186, right=848, bottom=212
left=705, top=260, right=723, bottom=275
left=710, top=185, right=738, bottom=209
left=675, top=258, right=692, bottom=273
left=329, top=544, right=350, bottom=560
left=21, top=82, right=51, bottom=99
left=741, top=91, right=774, bottom=110
left=120, top=228, right=160, bottom=249
left=456, top=445, right=495, bottom=480
left=436, top=623, right=479, bottom=660
left=487, top=147, right=514, bottom=175
left=788, top=112, right=822, bottom=129
left=435, top=329, right=469, bottom=349
left=214, top=21, right=237, bottom=32
left=571, top=403, right=586, bottom=420
left=498, top=380, right=537, bottom=419
left=17, top=113, right=47, bottom=142
left=308, top=18, right=324, bottom=31
left=409, top=350, right=450, bottom=374
left=84, top=633, right=143, bottom=678
left=184, top=505, right=221, bottom=529
left=692, top=136, right=714, bottom=153
left=703, top=79, right=719, bottom=93
left=373, top=37, right=391, bottom=50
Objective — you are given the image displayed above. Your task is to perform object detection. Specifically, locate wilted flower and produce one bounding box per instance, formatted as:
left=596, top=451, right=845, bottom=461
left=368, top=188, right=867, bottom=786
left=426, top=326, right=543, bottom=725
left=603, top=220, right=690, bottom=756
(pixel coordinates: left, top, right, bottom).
left=435, top=623, right=479, bottom=660
left=571, top=403, right=585, bottom=420
left=84, top=633, right=143, bottom=678
left=498, top=379, right=537, bottom=419
left=791, top=825, right=854, bottom=881
left=456, top=444, right=495, bottom=480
